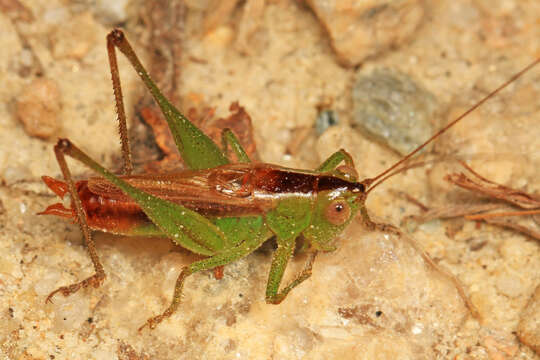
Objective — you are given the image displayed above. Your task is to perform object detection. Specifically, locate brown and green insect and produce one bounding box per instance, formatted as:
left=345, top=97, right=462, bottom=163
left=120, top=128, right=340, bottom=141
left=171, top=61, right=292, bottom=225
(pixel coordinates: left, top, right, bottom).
left=39, top=29, right=540, bottom=331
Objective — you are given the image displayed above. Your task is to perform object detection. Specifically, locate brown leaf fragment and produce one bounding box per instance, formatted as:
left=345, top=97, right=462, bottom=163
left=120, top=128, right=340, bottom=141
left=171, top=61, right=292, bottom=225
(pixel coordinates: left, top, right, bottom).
left=141, top=102, right=259, bottom=172
left=139, top=106, right=183, bottom=173
left=201, top=102, right=260, bottom=162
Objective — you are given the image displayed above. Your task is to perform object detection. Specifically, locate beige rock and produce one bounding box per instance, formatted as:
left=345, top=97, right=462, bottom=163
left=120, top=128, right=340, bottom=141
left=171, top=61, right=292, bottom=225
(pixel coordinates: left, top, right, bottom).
left=16, top=78, right=61, bottom=139
left=495, top=273, right=525, bottom=298
left=307, top=0, right=425, bottom=66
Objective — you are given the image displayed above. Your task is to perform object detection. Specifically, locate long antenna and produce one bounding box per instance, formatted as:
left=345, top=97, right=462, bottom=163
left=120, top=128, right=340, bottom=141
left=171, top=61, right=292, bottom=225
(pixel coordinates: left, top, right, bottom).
left=365, top=57, right=540, bottom=193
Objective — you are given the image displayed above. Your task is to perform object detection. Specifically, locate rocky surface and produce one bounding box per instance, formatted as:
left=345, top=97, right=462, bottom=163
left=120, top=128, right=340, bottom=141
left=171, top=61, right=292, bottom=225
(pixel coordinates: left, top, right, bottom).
left=0, top=0, right=539, bottom=359
left=306, top=0, right=425, bottom=66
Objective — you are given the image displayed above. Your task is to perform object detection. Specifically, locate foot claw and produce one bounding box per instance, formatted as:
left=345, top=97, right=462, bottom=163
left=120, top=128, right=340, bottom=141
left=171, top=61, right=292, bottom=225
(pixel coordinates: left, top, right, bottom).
left=138, top=314, right=165, bottom=332
left=45, top=273, right=105, bottom=303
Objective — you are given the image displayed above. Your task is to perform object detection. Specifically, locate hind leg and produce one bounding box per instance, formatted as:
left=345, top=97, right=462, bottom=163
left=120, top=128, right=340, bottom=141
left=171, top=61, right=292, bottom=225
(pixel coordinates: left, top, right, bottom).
left=46, top=142, right=106, bottom=302
left=46, top=30, right=142, bottom=302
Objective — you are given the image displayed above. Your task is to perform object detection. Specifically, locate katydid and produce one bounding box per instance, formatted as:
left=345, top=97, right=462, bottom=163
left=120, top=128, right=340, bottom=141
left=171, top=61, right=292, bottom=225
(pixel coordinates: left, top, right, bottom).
left=39, top=29, right=540, bottom=332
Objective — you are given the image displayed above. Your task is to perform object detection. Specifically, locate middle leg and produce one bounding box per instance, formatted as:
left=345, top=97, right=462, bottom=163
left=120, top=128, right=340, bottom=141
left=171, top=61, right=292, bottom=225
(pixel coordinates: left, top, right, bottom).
left=139, top=234, right=268, bottom=331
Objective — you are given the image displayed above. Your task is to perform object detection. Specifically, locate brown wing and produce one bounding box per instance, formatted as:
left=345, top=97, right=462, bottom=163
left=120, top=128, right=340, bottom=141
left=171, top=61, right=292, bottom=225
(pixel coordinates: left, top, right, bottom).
left=86, top=163, right=274, bottom=217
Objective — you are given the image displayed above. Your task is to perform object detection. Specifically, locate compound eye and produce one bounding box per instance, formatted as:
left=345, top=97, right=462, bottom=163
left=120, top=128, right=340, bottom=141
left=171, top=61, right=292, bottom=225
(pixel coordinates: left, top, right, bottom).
left=336, top=165, right=358, bottom=181
left=324, top=200, right=351, bottom=226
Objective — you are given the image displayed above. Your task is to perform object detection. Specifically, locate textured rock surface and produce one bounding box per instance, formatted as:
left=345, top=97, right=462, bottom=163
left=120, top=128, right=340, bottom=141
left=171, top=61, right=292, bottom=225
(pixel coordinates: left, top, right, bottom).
left=306, top=0, right=425, bottom=66
left=0, top=0, right=539, bottom=359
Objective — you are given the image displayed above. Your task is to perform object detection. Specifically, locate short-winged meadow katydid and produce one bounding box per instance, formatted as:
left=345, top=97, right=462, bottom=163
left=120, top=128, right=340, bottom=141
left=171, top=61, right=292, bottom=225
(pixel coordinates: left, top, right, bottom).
left=39, top=29, right=540, bottom=331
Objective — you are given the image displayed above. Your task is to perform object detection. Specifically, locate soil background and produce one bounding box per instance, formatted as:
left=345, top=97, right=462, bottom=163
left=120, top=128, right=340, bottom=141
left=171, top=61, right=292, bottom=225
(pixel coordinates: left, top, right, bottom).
left=0, top=1, right=539, bottom=359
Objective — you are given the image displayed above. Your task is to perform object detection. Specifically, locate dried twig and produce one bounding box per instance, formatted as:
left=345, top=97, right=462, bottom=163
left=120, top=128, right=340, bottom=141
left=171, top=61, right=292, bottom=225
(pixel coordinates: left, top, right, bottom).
left=445, top=161, right=540, bottom=209
left=484, top=217, right=540, bottom=241
left=405, top=161, right=539, bottom=241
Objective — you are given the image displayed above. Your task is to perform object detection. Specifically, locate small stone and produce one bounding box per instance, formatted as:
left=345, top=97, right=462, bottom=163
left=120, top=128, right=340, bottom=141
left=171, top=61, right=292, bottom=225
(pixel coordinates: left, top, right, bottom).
left=517, top=285, right=540, bottom=354
left=352, top=68, right=437, bottom=155
left=306, top=0, right=425, bottom=66
left=495, top=273, right=525, bottom=298
left=94, top=0, right=129, bottom=25
left=50, top=12, right=98, bottom=60
left=16, top=78, right=61, bottom=139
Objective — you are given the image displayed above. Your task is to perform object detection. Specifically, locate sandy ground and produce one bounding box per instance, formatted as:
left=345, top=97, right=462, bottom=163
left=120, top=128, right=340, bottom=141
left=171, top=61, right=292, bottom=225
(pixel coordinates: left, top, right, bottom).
left=0, top=1, right=539, bottom=359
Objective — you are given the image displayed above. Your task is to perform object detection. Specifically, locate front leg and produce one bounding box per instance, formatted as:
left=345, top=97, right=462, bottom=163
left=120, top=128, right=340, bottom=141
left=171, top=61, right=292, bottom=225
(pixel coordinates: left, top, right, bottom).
left=265, top=236, right=318, bottom=304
